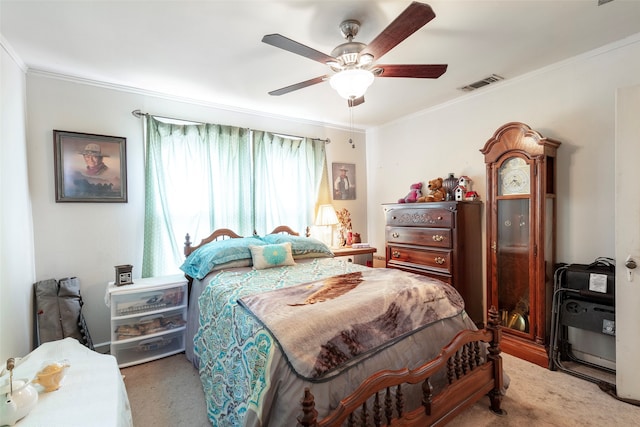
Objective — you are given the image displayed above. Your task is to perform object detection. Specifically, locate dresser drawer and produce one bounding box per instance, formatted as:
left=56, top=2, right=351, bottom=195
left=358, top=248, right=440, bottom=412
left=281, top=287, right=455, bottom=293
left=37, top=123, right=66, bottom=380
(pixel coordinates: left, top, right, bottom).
left=112, top=284, right=186, bottom=317
left=385, top=207, right=454, bottom=228
left=111, top=329, right=185, bottom=368
left=386, top=226, right=452, bottom=248
left=390, top=265, right=453, bottom=286
left=112, top=308, right=186, bottom=342
left=387, top=244, right=452, bottom=274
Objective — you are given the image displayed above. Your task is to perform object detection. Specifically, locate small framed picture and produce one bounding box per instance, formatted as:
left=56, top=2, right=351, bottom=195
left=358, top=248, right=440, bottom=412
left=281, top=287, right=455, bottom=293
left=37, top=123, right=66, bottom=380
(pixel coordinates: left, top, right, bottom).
left=332, top=163, right=356, bottom=200
left=53, top=130, right=127, bottom=203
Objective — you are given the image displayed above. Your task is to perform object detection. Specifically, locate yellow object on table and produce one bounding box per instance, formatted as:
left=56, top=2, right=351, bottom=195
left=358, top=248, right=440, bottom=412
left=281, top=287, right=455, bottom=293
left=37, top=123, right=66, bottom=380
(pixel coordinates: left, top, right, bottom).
left=32, top=361, right=69, bottom=392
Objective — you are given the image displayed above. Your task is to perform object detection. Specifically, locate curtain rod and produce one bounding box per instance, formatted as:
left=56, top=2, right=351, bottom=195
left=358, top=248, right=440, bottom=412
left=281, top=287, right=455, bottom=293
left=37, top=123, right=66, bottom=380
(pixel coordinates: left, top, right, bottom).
left=131, top=109, right=331, bottom=144
left=131, top=109, right=202, bottom=124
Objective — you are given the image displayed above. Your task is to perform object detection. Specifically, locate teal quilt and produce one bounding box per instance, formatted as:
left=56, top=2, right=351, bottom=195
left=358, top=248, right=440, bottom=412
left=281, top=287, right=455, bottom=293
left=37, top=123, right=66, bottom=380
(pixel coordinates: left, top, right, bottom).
left=194, top=258, right=369, bottom=426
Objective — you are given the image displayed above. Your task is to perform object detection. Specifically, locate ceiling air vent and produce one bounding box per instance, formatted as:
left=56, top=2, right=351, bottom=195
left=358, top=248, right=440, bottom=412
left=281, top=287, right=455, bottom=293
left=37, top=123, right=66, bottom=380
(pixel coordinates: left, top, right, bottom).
left=458, top=74, right=504, bottom=92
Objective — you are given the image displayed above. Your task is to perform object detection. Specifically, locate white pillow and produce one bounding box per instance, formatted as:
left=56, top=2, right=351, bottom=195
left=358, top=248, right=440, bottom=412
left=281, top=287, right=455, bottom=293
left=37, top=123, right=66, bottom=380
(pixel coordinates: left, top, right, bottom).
left=249, top=242, right=296, bottom=270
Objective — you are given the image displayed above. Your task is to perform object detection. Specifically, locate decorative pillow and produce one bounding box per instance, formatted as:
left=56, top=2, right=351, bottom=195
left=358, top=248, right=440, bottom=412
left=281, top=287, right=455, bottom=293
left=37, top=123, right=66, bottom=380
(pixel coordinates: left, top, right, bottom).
left=179, top=237, right=265, bottom=279
left=249, top=242, right=296, bottom=270
left=259, top=234, right=334, bottom=259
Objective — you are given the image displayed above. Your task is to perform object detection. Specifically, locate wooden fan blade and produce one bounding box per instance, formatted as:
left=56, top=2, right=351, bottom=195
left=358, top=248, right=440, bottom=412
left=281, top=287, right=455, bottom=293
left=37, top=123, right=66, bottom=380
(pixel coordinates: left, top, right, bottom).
left=268, top=75, right=328, bottom=96
left=361, top=2, right=436, bottom=60
left=376, top=64, right=448, bottom=78
left=348, top=96, right=365, bottom=107
left=262, top=34, right=335, bottom=64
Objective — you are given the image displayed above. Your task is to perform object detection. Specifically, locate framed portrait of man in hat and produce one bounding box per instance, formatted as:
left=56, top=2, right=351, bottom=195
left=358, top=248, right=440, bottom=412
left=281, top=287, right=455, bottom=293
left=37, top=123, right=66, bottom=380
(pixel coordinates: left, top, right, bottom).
left=53, top=130, right=127, bottom=202
left=332, top=163, right=356, bottom=200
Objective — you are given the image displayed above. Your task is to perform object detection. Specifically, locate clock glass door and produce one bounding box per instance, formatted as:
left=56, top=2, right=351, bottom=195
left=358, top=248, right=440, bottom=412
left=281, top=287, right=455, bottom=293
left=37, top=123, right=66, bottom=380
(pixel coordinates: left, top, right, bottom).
left=497, top=195, right=531, bottom=335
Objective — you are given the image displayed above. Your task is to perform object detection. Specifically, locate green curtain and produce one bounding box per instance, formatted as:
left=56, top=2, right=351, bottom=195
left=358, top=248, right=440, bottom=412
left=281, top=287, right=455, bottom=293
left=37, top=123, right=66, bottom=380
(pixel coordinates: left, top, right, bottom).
left=142, top=117, right=330, bottom=277
left=252, top=132, right=329, bottom=235
left=142, top=117, right=251, bottom=277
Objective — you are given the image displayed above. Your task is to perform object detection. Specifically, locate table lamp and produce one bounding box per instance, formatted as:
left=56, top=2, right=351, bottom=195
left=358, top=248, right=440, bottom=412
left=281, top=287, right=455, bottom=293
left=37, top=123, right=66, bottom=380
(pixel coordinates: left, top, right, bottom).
left=315, top=204, right=339, bottom=248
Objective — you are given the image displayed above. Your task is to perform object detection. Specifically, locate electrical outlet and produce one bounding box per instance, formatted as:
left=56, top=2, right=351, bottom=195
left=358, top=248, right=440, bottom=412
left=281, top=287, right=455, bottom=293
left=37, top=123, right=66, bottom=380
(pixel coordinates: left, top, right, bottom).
left=602, top=319, right=615, bottom=336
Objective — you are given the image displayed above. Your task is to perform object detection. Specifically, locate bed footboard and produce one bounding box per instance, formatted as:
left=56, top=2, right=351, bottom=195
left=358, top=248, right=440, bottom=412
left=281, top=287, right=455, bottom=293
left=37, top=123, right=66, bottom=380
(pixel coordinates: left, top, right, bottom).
left=298, top=306, right=504, bottom=427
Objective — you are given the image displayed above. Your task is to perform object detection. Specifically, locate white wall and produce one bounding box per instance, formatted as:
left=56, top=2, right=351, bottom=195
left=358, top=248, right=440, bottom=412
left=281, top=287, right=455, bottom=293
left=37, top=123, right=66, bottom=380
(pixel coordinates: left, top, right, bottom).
left=24, top=74, right=367, bottom=349
left=0, top=40, right=36, bottom=361
left=366, top=34, right=640, bottom=263
left=365, top=34, right=640, bottom=385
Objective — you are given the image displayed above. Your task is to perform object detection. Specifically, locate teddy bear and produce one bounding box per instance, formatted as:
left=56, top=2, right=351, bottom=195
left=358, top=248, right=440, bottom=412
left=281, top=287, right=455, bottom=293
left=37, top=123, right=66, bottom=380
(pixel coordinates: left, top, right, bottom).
left=398, top=182, right=423, bottom=203
left=424, top=177, right=447, bottom=202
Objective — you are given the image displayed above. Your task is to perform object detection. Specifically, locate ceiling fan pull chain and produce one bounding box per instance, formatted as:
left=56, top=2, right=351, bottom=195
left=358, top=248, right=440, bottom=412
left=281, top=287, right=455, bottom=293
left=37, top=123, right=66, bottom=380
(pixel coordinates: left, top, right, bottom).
left=349, top=106, right=355, bottom=149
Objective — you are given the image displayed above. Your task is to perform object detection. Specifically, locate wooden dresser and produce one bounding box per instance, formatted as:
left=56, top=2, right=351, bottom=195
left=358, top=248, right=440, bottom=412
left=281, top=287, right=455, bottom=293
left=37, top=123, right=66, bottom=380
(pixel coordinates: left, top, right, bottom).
left=384, top=201, right=483, bottom=325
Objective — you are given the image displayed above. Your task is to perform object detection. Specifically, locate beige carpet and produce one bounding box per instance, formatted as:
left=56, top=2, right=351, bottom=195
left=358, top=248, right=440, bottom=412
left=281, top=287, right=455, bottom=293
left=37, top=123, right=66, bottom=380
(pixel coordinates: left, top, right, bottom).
left=121, top=352, right=640, bottom=426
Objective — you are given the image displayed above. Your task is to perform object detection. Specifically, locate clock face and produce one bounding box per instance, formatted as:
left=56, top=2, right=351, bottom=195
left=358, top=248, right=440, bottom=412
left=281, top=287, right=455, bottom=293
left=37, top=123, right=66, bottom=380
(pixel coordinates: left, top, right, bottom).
left=499, top=157, right=530, bottom=195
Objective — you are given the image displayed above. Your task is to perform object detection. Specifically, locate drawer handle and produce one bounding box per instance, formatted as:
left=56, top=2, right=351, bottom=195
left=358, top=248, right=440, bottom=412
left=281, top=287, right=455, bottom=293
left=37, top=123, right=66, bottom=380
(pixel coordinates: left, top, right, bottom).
left=392, top=232, right=400, bottom=238
left=434, top=256, right=445, bottom=265
left=427, top=216, right=443, bottom=224
left=392, top=250, right=401, bottom=258
left=432, top=234, right=444, bottom=242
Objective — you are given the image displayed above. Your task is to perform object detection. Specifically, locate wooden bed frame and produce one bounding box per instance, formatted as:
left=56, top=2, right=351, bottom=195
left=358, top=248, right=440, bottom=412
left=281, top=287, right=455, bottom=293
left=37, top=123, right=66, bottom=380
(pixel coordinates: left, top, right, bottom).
left=183, top=225, right=307, bottom=257
left=183, top=227, right=504, bottom=426
left=182, top=226, right=308, bottom=290
left=298, top=306, right=504, bottom=426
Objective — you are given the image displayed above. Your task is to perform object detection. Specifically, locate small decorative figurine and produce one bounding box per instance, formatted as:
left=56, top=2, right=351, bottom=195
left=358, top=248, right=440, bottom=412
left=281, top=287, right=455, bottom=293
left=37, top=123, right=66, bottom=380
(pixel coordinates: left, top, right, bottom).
left=442, top=173, right=458, bottom=201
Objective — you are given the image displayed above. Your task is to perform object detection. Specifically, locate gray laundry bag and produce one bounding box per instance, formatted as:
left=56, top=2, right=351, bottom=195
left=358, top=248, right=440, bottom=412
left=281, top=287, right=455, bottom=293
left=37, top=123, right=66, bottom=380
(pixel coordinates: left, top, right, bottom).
left=34, top=277, right=94, bottom=349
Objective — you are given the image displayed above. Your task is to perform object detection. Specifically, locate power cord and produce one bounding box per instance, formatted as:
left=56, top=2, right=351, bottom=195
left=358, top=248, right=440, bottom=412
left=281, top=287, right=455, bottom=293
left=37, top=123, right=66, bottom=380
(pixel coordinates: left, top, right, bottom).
left=598, top=381, right=640, bottom=406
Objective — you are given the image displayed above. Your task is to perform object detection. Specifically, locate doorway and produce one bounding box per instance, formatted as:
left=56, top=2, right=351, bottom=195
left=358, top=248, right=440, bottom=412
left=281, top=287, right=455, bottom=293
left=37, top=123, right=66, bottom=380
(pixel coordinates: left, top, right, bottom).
left=614, top=84, right=640, bottom=400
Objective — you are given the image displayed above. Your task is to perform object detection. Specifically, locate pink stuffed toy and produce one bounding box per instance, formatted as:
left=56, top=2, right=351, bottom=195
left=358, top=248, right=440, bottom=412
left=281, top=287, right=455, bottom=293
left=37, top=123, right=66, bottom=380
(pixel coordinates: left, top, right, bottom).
left=398, top=182, right=423, bottom=203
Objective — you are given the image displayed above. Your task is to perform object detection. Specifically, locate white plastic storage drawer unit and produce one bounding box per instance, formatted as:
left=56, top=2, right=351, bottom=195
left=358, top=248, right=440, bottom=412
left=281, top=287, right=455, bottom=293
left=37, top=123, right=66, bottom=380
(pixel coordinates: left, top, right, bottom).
left=106, top=274, right=188, bottom=367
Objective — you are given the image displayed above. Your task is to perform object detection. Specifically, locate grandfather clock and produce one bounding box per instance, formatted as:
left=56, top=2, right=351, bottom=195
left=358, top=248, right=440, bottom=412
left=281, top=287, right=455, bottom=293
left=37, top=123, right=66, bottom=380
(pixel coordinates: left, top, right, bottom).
left=480, top=122, right=560, bottom=368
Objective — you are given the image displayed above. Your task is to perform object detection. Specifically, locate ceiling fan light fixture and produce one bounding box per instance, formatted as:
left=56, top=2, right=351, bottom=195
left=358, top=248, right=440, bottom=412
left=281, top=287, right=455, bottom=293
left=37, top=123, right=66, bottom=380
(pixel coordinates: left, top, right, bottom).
left=329, top=69, right=374, bottom=100
left=262, top=2, right=446, bottom=102
left=359, top=53, right=374, bottom=66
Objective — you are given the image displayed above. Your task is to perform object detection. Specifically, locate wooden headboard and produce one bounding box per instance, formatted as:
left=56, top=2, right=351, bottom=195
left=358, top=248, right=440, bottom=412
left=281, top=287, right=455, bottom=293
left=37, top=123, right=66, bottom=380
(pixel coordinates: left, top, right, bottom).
left=267, top=225, right=310, bottom=236
left=183, top=228, right=243, bottom=258
left=183, top=225, right=310, bottom=258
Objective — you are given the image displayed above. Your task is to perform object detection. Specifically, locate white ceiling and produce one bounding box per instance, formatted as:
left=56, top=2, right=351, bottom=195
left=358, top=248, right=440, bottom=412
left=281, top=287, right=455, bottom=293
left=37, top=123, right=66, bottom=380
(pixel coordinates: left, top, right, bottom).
left=2, top=0, right=640, bottom=129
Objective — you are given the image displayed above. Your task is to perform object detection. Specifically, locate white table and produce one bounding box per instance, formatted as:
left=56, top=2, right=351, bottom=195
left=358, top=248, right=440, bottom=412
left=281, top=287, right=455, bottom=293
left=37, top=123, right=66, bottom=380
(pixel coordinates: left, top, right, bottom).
left=1, top=338, right=132, bottom=427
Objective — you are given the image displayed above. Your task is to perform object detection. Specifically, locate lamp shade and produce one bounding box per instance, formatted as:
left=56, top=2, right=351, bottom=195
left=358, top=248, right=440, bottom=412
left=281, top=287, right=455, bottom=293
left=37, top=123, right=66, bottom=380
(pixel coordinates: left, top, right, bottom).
left=315, top=204, right=339, bottom=226
left=329, top=69, right=374, bottom=100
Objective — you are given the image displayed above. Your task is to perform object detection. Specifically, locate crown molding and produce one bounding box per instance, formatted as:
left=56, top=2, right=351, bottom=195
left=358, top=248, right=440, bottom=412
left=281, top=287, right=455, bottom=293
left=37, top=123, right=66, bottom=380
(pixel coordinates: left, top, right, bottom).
left=1, top=34, right=27, bottom=71
left=26, top=68, right=364, bottom=134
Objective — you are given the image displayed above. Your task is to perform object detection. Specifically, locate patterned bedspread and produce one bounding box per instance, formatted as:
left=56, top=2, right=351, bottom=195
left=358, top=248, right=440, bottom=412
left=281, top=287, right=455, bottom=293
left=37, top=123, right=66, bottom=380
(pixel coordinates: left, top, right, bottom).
left=194, top=258, right=370, bottom=426
left=238, top=269, right=464, bottom=380
left=194, top=258, right=471, bottom=426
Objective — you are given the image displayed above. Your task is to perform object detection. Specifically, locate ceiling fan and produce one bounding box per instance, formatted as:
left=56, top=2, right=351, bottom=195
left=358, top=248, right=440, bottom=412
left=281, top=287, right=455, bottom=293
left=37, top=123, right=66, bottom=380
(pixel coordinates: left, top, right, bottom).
left=262, top=1, right=447, bottom=107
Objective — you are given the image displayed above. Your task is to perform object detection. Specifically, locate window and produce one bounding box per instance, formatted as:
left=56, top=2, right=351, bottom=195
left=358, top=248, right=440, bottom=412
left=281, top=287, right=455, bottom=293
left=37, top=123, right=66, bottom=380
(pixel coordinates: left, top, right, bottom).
left=142, top=116, right=329, bottom=277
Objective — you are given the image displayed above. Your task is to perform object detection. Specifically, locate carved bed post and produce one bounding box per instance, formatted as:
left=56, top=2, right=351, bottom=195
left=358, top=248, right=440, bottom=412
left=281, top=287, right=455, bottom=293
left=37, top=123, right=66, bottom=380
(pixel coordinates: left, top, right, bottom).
left=184, top=233, right=192, bottom=257
left=183, top=233, right=194, bottom=295
left=298, top=388, right=318, bottom=427
left=486, top=306, right=505, bottom=415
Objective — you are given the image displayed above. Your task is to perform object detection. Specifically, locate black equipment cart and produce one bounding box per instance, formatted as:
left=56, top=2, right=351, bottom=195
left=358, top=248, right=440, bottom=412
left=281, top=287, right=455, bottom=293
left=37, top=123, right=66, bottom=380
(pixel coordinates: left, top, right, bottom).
left=549, top=258, right=615, bottom=384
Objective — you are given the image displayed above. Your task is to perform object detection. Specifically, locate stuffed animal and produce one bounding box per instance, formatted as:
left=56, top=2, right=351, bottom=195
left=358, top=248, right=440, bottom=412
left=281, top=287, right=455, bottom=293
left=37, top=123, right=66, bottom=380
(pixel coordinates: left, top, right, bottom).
left=425, top=177, right=447, bottom=202
left=398, top=182, right=423, bottom=203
